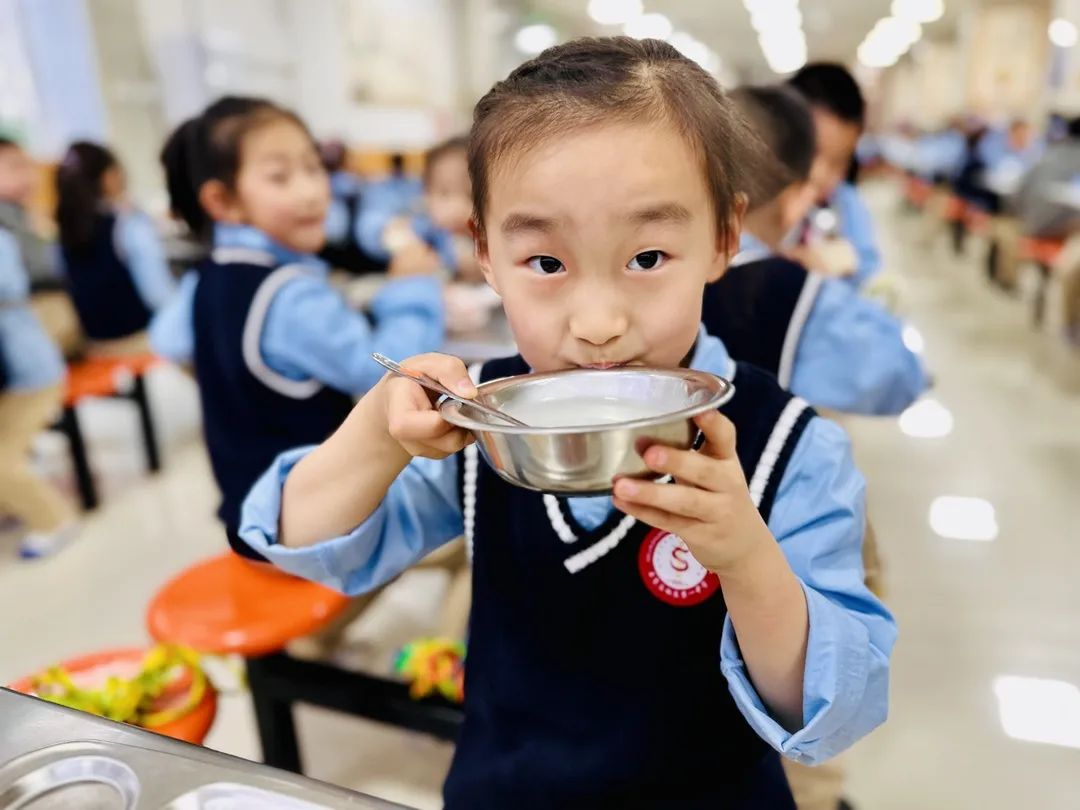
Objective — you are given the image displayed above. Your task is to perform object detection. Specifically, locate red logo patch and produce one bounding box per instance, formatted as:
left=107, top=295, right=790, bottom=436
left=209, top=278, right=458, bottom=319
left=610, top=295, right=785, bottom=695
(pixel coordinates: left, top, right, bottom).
left=638, top=528, right=719, bottom=606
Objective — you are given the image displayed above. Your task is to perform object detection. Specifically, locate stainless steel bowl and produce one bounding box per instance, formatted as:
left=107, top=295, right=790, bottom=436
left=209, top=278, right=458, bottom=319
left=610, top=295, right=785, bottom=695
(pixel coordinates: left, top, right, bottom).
left=439, top=367, right=735, bottom=494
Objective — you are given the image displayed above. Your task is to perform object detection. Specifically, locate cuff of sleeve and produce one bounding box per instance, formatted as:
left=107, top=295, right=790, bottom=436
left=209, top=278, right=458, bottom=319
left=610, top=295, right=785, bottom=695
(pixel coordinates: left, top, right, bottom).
left=720, top=580, right=871, bottom=766
left=370, top=275, right=443, bottom=317
left=237, top=447, right=388, bottom=593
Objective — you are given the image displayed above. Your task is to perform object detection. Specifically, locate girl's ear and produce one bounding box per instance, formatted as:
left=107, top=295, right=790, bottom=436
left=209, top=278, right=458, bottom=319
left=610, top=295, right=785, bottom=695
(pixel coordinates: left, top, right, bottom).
left=470, top=217, right=499, bottom=293
left=707, top=192, right=749, bottom=283
left=198, top=179, right=243, bottom=224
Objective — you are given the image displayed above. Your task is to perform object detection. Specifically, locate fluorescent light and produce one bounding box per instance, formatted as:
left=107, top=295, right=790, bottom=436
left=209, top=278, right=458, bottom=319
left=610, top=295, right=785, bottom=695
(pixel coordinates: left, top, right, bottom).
left=1049, top=18, right=1079, bottom=48
left=872, top=16, right=922, bottom=48
left=994, top=676, right=1080, bottom=749
left=750, top=5, right=803, bottom=33
left=624, top=12, right=673, bottom=40
left=587, top=0, right=643, bottom=26
left=891, top=0, right=944, bottom=24
left=669, top=31, right=720, bottom=73
left=902, top=324, right=925, bottom=354
left=514, top=24, right=557, bottom=55
left=928, top=496, right=998, bottom=541
left=899, top=398, right=953, bottom=438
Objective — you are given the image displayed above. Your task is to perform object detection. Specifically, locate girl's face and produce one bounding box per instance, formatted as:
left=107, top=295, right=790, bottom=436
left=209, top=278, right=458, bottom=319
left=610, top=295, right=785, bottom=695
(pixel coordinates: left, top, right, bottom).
left=219, top=118, right=330, bottom=254
left=425, top=148, right=472, bottom=235
left=477, top=122, right=739, bottom=373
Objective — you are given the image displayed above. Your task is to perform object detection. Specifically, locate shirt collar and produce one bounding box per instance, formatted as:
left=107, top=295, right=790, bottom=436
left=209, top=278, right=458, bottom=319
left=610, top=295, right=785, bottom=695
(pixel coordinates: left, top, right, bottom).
left=687, top=325, right=737, bottom=380
left=730, top=231, right=773, bottom=267
left=212, top=223, right=326, bottom=271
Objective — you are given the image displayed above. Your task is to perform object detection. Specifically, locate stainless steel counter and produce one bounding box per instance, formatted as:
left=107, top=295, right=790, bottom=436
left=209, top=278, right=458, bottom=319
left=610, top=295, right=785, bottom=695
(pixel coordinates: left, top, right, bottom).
left=0, top=688, right=410, bottom=809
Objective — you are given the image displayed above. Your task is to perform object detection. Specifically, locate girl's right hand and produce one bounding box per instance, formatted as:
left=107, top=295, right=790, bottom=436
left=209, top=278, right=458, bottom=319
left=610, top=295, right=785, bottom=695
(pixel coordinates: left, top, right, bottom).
left=380, top=353, right=476, bottom=459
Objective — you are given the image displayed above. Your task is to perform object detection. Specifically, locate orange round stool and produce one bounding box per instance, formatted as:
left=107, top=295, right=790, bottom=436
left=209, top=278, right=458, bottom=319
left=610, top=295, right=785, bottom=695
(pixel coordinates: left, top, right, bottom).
left=9, top=647, right=217, bottom=745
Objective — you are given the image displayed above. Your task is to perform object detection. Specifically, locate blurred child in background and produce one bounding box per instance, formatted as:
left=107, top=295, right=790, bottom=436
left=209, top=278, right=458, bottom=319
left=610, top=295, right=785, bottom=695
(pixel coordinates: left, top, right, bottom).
left=0, top=228, right=78, bottom=559
left=56, top=141, right=174, bottom=356
left=704, top=85, right=928, bottom=416
left=150, top=96, right=443, bottom=557
left=318, top=138, right=386, bottom=275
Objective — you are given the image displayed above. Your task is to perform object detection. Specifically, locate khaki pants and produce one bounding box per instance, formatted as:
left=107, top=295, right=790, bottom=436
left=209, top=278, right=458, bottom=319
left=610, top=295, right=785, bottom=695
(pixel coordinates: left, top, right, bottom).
left=30, top=292, right=84, bottom=358
left=990, top=216, right=1023, bottom=288
left=87, top=331, right=152, bottom=359
left=1055, top=234, right=1080, bottom=334
left=0, top=384, right=74, bottom=532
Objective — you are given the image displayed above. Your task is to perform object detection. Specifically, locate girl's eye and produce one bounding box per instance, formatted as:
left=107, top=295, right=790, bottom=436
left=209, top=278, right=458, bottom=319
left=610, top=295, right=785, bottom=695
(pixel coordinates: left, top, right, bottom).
left=627, top=250, right=667, bottom=271
left=526, top=255, right=565, bottom=275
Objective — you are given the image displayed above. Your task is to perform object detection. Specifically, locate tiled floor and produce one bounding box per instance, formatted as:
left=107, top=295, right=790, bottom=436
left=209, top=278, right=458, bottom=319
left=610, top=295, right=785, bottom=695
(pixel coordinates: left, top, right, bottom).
left=2, top=182, right=1079, bottom=809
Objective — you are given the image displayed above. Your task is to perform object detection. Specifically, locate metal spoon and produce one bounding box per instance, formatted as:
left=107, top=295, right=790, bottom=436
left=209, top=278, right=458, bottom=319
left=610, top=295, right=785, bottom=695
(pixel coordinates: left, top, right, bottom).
left=371, top=353, right=529, bottom=427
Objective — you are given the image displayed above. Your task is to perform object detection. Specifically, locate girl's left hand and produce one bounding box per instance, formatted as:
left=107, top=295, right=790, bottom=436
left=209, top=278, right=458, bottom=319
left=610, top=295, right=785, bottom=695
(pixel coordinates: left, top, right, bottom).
left=611, top=410, right=774, bottom=578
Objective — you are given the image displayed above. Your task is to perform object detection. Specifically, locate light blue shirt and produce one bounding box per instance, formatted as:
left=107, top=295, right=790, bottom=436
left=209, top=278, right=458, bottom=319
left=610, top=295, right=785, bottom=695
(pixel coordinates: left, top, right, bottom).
left=112, top=210, right=175, bottom=311
left=0, top=231, right=65, bottom=390
left=149, top=224, right=444, bottom=395
left=239, top=331, right=896, bottom=766
left=324, top=172, right=364, bottom=246
left=831, top=182, right=881, bottom=288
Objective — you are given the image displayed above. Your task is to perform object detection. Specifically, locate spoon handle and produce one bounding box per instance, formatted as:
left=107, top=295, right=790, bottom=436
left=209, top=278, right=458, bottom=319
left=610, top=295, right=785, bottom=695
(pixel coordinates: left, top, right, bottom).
left=370, top=353, right=528, bottom=427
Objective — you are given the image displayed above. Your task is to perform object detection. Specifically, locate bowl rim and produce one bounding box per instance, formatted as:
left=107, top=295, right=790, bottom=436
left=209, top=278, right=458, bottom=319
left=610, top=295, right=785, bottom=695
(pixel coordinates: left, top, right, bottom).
left=438, top=366, right=735, bottom=435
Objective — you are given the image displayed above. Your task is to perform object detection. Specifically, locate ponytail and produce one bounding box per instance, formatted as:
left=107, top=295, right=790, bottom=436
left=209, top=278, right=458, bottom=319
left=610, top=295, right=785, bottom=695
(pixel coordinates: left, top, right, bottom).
left=55, top=142, right=117, bottom=255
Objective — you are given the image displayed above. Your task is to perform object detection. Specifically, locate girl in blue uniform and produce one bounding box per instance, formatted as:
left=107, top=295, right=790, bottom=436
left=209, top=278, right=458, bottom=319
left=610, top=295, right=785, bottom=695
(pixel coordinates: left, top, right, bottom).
left=149, top=96, right=444, bottom=557
left=240, top=39, right=895, bottom=808
left=703, top=85, right=928, bottom=416
left=55, top=142, right=174, bottom=355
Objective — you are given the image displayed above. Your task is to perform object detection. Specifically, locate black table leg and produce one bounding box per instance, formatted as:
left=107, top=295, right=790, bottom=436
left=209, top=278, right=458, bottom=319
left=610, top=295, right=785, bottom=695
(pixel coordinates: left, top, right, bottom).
left=246, top=655, right=302, bottom=774
left=58, top=405, right=97, bottom=511
left=130, top=375, right=161, bottom=473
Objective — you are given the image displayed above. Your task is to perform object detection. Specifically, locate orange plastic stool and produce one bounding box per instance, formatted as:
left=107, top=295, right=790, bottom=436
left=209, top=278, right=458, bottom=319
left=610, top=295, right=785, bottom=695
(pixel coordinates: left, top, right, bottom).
left=963, top=206, right=991, bottom=236
left=147, top=553, right=350, bottom=658
left=943, top=194, right=967, bottom=223
left=9, top=647, right=217, bottom=745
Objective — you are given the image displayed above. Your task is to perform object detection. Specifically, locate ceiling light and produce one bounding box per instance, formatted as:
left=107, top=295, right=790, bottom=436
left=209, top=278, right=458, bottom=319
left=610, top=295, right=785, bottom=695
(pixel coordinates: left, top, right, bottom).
left=899, top=398, right=953, bottom=438
left=929, top=496, right=998, bottom=541
left=1049, top=18, right=1079, bottom=48
left=587, top=0, right=643, bottom=26
left=902, top=324, right=925, bottom=354
left=891, top=0, right=944, bottom=24
left=624, top=12, right=673, bottom=40
left=994, top=676, right=1080, bottom=749
left=514, top=23, right=557, bottom=55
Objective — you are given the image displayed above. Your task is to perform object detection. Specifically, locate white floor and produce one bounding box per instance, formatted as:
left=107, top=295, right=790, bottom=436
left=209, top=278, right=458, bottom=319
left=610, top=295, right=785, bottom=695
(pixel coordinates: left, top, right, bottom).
left=3, top=181, right=1080, bottom=809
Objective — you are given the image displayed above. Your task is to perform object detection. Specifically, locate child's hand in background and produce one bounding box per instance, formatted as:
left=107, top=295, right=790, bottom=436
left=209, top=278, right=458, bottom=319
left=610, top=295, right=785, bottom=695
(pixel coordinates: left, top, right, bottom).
left=611, top=410, right=774, bottom=577
left=380, top=353, right=476, bottom=459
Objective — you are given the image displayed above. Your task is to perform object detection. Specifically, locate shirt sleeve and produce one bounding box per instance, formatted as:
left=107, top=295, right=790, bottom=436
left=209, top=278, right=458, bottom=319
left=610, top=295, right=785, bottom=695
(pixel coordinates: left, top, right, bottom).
left=719, top=416, right=897, bottom=765
left=115, top=211, right=175, bottom=311
left=789, top=279, right=929, bottom=415
left=148, top=271, right=197, bottom=363
left=834, top=185, right=882, bottom=288
left=260, top=274, right=444, bottom=396
left=355, top=197, right=396, bottom=262
left=238, top=447, right=463, bottom=594
left=0, top=231, right=30, bottom=302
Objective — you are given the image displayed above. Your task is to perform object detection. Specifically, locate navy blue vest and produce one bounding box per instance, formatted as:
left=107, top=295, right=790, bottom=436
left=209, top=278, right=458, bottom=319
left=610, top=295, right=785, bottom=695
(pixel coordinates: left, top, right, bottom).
left=318, top=191, right=386, bottom=276
left=192, top=255, right=354, bottom=554
left=62, top=213, right=153, bottom=341
left=702, top=256, right=822, bottom=388
left=444, top=354, right=813, bottom=809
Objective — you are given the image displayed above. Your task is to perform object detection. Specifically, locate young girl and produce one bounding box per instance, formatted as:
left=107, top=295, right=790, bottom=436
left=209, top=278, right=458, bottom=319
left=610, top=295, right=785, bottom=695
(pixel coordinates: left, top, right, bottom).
left=56, top=141, right=174, bottom=355
left=240, top=39, right=895, bottom=807
left=0, top=229, right=78, bottom=559
left=149, top=96, right=444, bottom=558
left=703, top=85, right=928, bottom=416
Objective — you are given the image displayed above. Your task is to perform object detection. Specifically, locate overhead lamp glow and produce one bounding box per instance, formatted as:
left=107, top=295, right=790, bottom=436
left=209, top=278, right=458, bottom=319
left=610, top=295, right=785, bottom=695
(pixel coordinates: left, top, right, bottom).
left=891, top=0, right=944, bottom=24
left=858, top=40, right=900, bottom=69
left=669, top=31, right=720, bottom=73
left=624, top=12, right=673, bottom=40
left=929, top=496, right=998, bottom=541
left=514, top=23, right=557, bottom=54
left=1049, top=18, right=1079, bottom=48
left=750, top=5, right=802, bottom=33
left=899, top=398, right=953, bottom=438
left=902, top=324, right=925, bottom=354
left=587, top=0, right=643, bottom=26
left=994, top=676, right=1080, bottom=749
left=872, top=16, right=922, bottom=48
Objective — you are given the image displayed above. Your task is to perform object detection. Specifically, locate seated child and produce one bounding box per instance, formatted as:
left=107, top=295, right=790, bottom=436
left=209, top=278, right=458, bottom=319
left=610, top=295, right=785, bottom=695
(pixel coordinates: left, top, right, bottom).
left=240, top=38, right=895, bottom=808
left=149, top=96, right=444, bottom=557
left=317, top=138, right=386, bottom=275
left=703, top=85, right=929, bottom=416
left=56, top=141, right=174, bottom=355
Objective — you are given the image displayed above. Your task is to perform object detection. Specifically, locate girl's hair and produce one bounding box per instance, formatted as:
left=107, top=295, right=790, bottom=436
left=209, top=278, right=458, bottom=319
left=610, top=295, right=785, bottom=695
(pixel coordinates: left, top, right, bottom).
left=788, top=62, right=866, bottom=129
left=422, top=135, right=469, bottom=187
left=468, top=37, right=774, bottom=243
left=730, top=85, right=816, bottom=187
left=160, top=96, right=309, bottom=240
left=55, top=141, right=119, bottom=254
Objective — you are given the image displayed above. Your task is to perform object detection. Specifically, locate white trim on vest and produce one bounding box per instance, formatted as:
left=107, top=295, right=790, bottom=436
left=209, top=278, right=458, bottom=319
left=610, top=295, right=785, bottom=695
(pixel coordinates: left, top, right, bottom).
left=777, top=273, right=823, bottom=389
left=747, top=397, right=810, bottom=508
left=241, top=264, right=323, bottom=399
left=211, top=246, right=277, bottom=267
left=729, top=246, right=772, bottom=268
left=463, top=442, right=479, bottom=563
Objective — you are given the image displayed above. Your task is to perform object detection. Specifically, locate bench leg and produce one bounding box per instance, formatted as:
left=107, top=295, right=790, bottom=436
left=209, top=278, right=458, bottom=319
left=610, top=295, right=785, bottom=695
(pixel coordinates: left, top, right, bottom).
left=1034, top=263, right=1050, bottom=327
left=58, top=405, right=98, bottom=511
left=130, top=375, right=161, bottom=473
left=246, top=655, right=303, bottom=774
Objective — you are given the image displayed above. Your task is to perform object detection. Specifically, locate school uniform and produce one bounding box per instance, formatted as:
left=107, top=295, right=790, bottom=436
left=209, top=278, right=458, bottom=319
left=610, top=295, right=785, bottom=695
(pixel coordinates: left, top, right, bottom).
left=829, top=182, right=881, bottom=288
left=239, top=329, right=896, bottom=809
left=320, top=171, right=386, bottom=275
left=0, top=230, right=72, bottom=533
left=149, top=224, right=444, bottom=557
left=703, top=235, right=928, bottom=415
left=61, top=209, right=174, bottom=343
